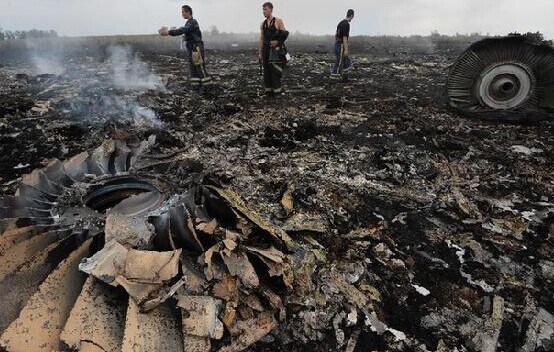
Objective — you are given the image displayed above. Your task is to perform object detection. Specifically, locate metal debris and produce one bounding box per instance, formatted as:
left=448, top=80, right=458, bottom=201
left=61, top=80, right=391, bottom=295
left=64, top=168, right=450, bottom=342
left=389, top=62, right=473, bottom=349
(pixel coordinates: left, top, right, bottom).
left=448, top=34, right=554, bottom=120
left=471, top=296, right=505, bottom=352
left=178, top=295, right=224, bottom=340
left=521, top=308, right=554, bottom=351
left=104, top=213, right=155, bottom=248
left=220, top=311, right=278, bottom=352
left=79, top=239, right=182, bottom=304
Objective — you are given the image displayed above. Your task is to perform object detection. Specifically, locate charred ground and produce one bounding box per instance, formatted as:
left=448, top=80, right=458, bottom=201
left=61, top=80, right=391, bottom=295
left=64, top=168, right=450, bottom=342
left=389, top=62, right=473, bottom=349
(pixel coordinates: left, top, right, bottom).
left=0, top=37, right=553, bottom=351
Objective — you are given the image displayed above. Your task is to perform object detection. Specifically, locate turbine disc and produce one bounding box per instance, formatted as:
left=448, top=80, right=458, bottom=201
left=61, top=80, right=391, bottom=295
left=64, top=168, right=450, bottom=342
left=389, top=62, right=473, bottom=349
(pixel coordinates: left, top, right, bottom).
left=447, top=35, right=554, bottom=120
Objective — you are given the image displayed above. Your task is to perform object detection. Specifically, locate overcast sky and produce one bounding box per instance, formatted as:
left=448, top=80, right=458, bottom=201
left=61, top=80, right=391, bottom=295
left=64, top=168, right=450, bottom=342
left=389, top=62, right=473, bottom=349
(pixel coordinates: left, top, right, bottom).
left=1, top=0, right=553, bottom=38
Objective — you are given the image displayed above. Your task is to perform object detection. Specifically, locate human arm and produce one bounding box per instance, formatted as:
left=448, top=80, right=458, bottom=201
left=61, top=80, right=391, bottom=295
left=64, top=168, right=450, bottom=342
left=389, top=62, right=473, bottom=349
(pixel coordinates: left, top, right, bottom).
left=343, top=36, right=349, bottom=56
left=166, top=27, right=185, bottom=36
left=259, top=22, right=264, bottom=62
left=275, top=18, right=286, bottom=31
left=159, top=26, right=186, bottom=36
left=161, top=19, right=199, bottom=37
left=343, top=22, right=351, bottom=56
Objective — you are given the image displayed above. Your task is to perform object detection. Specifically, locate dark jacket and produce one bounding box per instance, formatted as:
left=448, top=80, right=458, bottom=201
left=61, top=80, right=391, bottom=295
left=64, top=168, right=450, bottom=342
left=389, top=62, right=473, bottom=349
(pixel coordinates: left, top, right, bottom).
left=272, top=30, right=290, bottom=43
left=168, top=18, right=203, bottom=46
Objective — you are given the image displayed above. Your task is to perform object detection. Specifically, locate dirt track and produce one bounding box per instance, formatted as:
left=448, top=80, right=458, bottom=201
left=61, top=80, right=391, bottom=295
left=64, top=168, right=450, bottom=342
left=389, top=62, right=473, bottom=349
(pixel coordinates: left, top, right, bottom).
left=0, top=43, right=553, bottom=351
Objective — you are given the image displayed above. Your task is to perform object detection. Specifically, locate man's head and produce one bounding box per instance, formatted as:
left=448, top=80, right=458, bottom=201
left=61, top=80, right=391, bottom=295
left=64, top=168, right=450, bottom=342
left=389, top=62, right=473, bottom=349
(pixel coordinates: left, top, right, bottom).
left=182, top=5, right=193, bottom=20
left=346, top=9, right=355, bottom=21
left=263, top=2, right=273, bottom=18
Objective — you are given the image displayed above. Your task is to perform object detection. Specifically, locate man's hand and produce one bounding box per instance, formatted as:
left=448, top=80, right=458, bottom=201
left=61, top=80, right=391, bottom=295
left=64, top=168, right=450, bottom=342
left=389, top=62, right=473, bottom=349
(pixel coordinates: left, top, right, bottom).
left=258, top=52, right=263, bottom=63
left=270, top=40, right=279, bottom=48
left=158, top=27, right=169, bottom=36
left=344, top=49, right=349, bottom=57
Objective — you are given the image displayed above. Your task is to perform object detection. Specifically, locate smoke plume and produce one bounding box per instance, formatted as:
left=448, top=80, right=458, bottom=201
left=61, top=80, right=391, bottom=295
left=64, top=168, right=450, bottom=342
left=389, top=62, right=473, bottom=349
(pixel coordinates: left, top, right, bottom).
left=108, top=45, right=166, bottom=92
left=25, top=39, right=65, bottom=75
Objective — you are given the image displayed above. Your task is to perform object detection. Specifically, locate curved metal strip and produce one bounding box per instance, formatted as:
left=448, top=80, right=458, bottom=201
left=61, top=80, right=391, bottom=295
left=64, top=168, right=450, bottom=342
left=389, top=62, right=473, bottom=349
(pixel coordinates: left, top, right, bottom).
left=169, top=202, right=204, bottom=252
left=19, top=196, right=55, bottom=211
left=21, top=170, right=62, bottom=196
left=90, top=140, right=116, bottom=175
left=112, top=140, right=132, bottom=174
left=128, top=140, right=152, bottom=170
left=63, top=152, right=90, bottom=182
left=42, top=160, right=73, bottom=188
left=149, top=212, right=172, bottom=251
left=17, top=183, right=58, bottom=203
left=111, top=191, right=165, bottom=218
left=0, top=197, right=18, bottom=208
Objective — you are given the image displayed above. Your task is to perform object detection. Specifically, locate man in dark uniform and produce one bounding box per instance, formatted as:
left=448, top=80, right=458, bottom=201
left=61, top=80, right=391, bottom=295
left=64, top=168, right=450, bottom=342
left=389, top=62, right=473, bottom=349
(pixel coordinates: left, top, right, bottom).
left=258, top=2, right=289, bottom=95
left=159, top=5, right=212, bottom=92
left=331, top=9, right=355, bottom=79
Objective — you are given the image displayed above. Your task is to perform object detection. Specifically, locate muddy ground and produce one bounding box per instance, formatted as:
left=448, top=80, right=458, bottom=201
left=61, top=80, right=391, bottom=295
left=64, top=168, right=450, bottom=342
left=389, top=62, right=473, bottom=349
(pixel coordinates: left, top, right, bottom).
left=0, top=40, right=553, bottom=351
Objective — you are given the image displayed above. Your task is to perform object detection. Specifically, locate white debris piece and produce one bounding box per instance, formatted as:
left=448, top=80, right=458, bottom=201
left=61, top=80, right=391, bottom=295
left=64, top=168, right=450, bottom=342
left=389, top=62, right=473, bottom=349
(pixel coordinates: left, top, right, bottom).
left=13, top=163, right=30, bottom=170
left=412, top=284, right=431, bottom=296
left=365, top=312, right=407, bottom=342
left=510, top=145, right=544, bottom=155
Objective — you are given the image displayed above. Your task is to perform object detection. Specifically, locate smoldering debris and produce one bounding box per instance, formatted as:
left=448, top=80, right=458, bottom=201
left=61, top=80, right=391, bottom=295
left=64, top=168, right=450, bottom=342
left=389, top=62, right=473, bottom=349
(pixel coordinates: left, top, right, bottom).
left=2, top=44, right=167, bottom=130
left=95, top=95, right=164, bottom=128
left=0, top=38, right=553, bottom=352
left=0, top=138, right=295, bottom=351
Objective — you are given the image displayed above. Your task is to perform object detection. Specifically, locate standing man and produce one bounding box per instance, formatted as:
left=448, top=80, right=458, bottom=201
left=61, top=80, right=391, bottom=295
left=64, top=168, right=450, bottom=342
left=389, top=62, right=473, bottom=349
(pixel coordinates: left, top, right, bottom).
left=331, top=9, right=355, bottom=79
left=259, top=2, right=289, bottom=95
left=159, top=5, right=212, bottom=92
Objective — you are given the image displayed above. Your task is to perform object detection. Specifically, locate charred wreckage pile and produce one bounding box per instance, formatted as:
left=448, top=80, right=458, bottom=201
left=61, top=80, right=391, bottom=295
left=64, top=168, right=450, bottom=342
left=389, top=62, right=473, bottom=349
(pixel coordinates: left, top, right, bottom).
left=0, top=138, right=296, bottom=351
left=0, top=35, right=553, bottom=352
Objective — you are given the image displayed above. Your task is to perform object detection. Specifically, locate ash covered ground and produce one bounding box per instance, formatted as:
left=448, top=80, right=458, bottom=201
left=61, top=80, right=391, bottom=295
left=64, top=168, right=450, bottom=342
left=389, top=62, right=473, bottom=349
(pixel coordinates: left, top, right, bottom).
left=0, top=38, right=553, bottom=351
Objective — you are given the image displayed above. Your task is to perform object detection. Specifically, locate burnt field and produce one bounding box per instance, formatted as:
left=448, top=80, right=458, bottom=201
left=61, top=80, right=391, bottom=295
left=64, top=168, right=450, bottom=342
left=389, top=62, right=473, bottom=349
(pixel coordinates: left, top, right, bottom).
left=0, top=37, right=553, bottom=352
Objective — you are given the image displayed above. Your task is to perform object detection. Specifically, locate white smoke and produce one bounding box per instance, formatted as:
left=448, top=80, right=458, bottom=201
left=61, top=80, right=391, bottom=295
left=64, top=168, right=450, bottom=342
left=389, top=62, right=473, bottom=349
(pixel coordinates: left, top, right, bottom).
left=31, top=55, right=64, bottom=75
left=90, top=95, right=164, bottom=129
left=114, top=97, right=164, bottom=129
left=108, top=45, right=166, bottom=92
left=21, top=42, right=166, bottom=129
left=25, top=39, right=65, bottom=75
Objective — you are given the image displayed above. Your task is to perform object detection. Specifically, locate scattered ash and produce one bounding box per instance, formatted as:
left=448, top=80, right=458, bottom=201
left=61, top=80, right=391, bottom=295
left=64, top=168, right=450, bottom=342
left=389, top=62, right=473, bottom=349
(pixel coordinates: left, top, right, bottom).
left=0, top=42, right=553, bottom=352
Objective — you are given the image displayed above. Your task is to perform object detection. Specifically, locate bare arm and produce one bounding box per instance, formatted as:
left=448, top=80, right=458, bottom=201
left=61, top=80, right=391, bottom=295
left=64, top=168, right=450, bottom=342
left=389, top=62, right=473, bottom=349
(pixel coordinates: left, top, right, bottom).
left=343, top=36, right=349, bottom=56
left=276, top=18, right=286, bottom=31
left=259, top=22, right=264, bottom=60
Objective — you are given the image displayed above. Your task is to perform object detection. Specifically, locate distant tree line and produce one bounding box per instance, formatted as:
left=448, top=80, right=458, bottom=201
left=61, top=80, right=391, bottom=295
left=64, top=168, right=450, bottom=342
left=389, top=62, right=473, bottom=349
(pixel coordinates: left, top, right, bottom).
left=0, top=28, right=58, bottom=41
left=509, top=31, right=553, bottom=46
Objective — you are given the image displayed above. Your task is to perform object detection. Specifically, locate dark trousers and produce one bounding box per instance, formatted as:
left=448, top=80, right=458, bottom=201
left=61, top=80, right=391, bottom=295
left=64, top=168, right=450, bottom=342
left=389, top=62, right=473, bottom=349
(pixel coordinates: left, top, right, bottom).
left=331, top=42, right=352, bottom=75
left=263, top=46, right=283, bottom=93
left=186, top=42, right=212, bottom=88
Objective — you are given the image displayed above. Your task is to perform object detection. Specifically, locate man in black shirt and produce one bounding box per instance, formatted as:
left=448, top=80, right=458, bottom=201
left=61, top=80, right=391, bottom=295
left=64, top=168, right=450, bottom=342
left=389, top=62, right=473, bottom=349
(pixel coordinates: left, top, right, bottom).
left=331, top=9, right=355, bottom=79
left=258, top=2, right=289, bottom=95
left=159, top=5, right=212, bottom=92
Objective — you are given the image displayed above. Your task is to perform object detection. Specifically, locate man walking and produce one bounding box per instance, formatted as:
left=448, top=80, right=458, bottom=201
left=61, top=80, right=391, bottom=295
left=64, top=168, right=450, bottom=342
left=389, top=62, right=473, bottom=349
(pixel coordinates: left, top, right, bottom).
left=259, top=2, right=289, bottom=95
left=159, top=5, right=212, bottom=92
left=331, top=9, right=355, bottom=79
